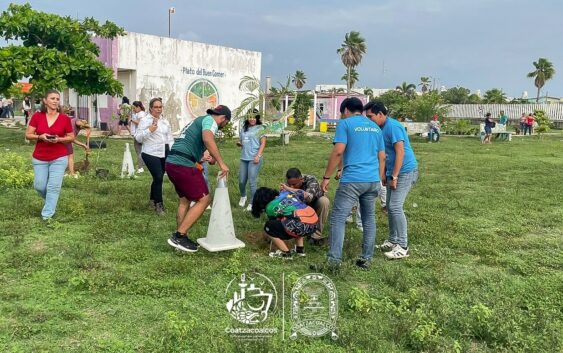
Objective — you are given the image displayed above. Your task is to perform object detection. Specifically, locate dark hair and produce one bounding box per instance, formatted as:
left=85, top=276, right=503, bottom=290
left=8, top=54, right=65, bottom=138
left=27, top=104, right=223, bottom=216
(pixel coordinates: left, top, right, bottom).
left=364, top=100, right=388, bottom=115
left=40, top=89, right=61, bottom=113
left=132, top=101, right=145, bottom=111
left=339, top=97, right=363, bottom=114
left=285, top=167, right=302, bottom=180
left=486, top=112, right=491, bottom=117
left=122, top=96, right=130, bottom=105
left=149, top=97, right=163, bottom=109
left=251, top=187, right=279, bottom=218
left=243, top=109, right=262, bottom=132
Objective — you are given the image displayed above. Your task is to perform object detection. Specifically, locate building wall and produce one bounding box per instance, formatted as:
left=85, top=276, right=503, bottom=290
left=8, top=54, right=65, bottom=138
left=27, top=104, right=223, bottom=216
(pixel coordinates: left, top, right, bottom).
left=117, top=32, right=261, bottom=132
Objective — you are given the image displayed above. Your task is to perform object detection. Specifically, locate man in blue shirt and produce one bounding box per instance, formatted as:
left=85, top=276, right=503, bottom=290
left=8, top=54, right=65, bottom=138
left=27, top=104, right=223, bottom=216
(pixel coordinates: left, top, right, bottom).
left=317, top=97, right=385, bottom=270
left=364, top=101, right=418, bottom=259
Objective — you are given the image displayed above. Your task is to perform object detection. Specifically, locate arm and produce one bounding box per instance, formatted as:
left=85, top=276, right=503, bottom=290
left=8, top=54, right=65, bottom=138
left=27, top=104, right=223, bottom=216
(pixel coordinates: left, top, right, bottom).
left=203, top=130, right=229, bottom=177
left=253, top=136, right=266, bottom=164
left=389, top=141, right=405, bottom=190
left=25, top=124, right=45, bottom=141
left=378, top=150, right=386, bottom=182
left=135, top=118, right=152, bottom=143
left=320, top=142, right=345, bottom=193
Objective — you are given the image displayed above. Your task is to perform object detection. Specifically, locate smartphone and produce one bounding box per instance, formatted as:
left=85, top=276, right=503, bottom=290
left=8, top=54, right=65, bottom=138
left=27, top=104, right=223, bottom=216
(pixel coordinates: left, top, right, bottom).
left=46, top=135, right=57, bottom=140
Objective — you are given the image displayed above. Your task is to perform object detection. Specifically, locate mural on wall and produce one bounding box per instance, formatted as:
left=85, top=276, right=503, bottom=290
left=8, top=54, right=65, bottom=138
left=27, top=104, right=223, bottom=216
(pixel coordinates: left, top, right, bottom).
left=186, top=79, right=219, bottom=118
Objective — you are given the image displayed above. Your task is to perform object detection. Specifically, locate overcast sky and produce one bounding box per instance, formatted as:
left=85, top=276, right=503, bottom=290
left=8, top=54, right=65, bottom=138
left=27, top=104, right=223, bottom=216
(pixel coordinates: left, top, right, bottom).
left=2, top=0, right=562, bottom=98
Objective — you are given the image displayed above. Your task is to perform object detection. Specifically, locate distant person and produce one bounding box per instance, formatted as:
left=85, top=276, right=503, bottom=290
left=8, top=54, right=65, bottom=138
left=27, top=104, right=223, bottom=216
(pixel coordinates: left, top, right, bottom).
left=118, top=96, right=132, bottom=135
left=24, top=89, right=75, bottom=220
left=66, top=118, right=91, bottom=178
left=282, top=168, right=329, bottom=244
left=519, top=113, right=527, bottom=135
left=135, top=97, right=174, bottom=215
left=525, top=113, right=535, bottom=135
left=165, top=105, right=231, bottom=253
left=317, top=97, right=385, bottom=271
left=483, top=112, right=494, bottom=144
left=22, top=96, right=32, bottom=125
left=1, top=97, right=13, bottom=118
left=251, top=187, right=319, bottom=259
left=428, top=114, right=441, bottom=142
left=237, top=109, right=266, bottom=211
left=131, top=101, right=146, bottom=173
left=499, top=110, right=508, bottom=128
left=365, top=100, right=419, bottom=260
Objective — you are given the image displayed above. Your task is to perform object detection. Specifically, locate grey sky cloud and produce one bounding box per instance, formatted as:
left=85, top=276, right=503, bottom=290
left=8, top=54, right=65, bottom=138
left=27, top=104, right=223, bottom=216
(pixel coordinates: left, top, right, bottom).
left=1, top=0, right=561, bottom=98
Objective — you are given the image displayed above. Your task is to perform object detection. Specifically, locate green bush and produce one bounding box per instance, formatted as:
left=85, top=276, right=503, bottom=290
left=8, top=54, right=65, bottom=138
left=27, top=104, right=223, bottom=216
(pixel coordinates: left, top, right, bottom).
left=533, top=110, right=552, bottom=136
left=0, top=153, right=34, bottom=189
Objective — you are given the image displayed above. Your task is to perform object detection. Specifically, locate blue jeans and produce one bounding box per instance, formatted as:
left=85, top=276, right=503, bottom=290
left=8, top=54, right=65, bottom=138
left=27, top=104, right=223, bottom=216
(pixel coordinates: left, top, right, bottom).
left=32, top=156, right=68, bottom=219
left=386, top=169, right=418, bottom=248
left=328, top=182, right=380, bottom=265
left=239, top=158, right=263, bottom=203
left=354, top=181, right=386, bottom=227
left=428, top=128, right=440, bottom=142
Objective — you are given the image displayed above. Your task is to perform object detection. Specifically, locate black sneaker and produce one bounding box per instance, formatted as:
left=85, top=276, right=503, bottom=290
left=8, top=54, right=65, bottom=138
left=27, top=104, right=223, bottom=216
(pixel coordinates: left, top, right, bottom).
left=355, top=258, right=370, bottom=270
left=167, top=232, right=198, bottom=253
left=292, top=246, right=306, bottom=257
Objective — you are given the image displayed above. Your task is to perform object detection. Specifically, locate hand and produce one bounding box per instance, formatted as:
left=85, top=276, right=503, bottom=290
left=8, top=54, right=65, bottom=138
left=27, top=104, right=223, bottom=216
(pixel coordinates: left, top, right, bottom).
left=335, top=169, right=342, bottom=180
left=38, top=133, right=49, bottom=141
left=253, top=155, right=260, bottom=164
left=321, top=179, right=330, bottom=193
left=280, top=183, right=287, bottom=191
left=389, top=178, right=398, bottom=190
left=381, top=176, right=387, bottom=187
left=218, top=162, right=229, bottom=178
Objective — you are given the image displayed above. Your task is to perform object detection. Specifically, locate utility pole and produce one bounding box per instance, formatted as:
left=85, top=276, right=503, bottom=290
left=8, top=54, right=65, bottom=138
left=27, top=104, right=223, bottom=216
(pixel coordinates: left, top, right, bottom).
left=168, top=7, right=176, bottom=37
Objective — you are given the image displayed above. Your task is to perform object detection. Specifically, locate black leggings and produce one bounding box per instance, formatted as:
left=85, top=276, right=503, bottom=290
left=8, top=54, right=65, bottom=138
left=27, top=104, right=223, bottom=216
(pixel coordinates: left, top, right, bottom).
left=142, top=146, right=169, bottom=203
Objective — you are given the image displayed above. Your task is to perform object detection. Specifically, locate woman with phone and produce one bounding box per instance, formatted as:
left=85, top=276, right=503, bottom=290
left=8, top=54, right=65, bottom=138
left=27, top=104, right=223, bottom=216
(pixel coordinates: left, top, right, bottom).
left=135, top=97, right=174, bottom=215
left=25, top=89, right=75, bottom=220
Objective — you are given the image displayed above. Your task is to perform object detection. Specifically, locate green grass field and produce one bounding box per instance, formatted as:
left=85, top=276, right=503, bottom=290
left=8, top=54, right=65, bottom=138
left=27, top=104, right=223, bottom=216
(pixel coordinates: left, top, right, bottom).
left=0, top=127, right=562, bottom=353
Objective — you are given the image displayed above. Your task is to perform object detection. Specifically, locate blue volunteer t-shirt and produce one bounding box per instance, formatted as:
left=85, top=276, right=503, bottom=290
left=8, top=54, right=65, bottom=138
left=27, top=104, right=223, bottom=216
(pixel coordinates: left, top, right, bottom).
left=381, top=117, right=418, bottom=176
left=333, top=115, right=385, bottom=183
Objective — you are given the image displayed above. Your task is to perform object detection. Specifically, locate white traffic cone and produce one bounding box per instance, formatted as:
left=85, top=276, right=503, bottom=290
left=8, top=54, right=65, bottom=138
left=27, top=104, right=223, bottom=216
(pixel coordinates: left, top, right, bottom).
left=197, top=175, right=245, bottom=252
left=120, top=143, right=135, bottom=178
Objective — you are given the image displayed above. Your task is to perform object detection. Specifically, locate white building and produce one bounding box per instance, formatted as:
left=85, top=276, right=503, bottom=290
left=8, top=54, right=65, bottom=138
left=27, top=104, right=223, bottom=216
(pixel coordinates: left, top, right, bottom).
left=67, top=32, right=261, bottom=132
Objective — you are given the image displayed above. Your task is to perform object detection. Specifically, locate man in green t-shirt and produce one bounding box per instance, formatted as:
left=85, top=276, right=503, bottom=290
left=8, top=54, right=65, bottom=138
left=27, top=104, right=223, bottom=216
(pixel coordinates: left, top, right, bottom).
left=165, top=105, right=231, bottom=252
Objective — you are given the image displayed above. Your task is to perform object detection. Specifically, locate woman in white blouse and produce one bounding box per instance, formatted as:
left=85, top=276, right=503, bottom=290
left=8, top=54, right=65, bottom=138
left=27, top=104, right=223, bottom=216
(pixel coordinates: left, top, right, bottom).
left=135, top=97, right=174, bottom=215
left=131, top=101, right=146, bottom=173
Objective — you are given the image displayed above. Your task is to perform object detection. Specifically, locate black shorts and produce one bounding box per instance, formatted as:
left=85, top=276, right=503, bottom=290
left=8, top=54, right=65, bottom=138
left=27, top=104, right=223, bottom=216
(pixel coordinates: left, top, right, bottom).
left=118, top=120, right=129, bottom=126
left=264, top=220, right=295, bottom=240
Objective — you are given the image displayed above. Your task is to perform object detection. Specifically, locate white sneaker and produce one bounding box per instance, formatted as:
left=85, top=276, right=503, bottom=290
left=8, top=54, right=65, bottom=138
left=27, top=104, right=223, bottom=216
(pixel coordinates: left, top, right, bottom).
left=238, top=196, right=247, bottom=207
left=380, top=240, right=397, bottom=252
left=136, top=168, right=144, bottom=174
left=246, top=203, right=253, bottom=212
left=384, top=246, right=409, bottom=259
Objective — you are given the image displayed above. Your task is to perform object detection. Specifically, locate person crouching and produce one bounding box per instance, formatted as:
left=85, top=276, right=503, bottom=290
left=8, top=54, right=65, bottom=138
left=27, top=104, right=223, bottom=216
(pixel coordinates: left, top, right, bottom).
left=251, top=187, right=319, bottom=259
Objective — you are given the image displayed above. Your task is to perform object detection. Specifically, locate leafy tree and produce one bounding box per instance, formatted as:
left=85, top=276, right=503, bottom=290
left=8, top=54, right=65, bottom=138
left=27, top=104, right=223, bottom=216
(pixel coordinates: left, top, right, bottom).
left=527, top=58, right=555, bottom=102
left=533, top=110, right=552, bottom=137
left=293, top=92, right=313, bottom=132
left=340, top=68, right=359, bottom=89
left=395, top=82, right=416, bottom=97
left=377, top=90, right=411, bottom=119
left=0, top=4, right=124, bottom=97
left=441, top=86, right=472, bottom=104
left=419, top=76, right=431, bottom=94
left=363, top=88, right=374, bottom=100
left=468, top=93, right=482, bottom=103
left=406, top=91, right=449, bottom=122
left=291, top=70, right=307, bottom=90
left=337, top=31, right=366, bottom=95
left=483, top=88, right=507, bottom=103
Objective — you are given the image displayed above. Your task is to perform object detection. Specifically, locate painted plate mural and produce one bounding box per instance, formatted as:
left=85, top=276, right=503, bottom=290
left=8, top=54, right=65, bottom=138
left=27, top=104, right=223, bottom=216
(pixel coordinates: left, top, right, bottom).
left=186, top=79, right=219, bottom=118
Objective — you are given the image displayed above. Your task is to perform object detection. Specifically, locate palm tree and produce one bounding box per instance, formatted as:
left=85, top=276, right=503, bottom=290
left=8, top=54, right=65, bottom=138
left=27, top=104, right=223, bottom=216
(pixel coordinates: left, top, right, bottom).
left=396, top=82, right=416, bottom=96
left=527, top=58, right=556, bottom=102
left=363, top=88, right=374, bottom=100
left=337, top=31, right=367, bottom=96
left=483, top=88, right=507, bottom=103
left=341, top=68, right=359, bottom=90
left=291, top=70, right=307, bottom=90
left=419, top=76, right=431, bottom=94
